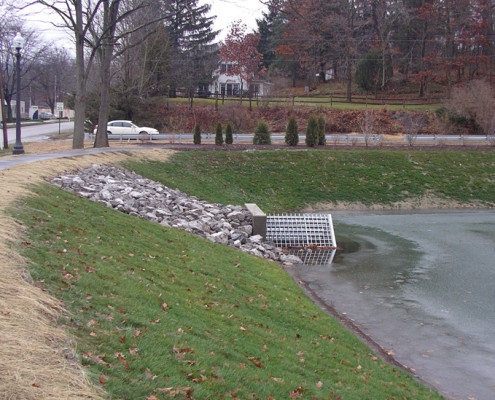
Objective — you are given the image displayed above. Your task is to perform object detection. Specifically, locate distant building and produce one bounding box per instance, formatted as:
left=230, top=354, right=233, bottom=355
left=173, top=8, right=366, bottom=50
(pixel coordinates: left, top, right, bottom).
left=8, top=100, right=26, bottom=119
left=208, top=63, right=273, bottom=97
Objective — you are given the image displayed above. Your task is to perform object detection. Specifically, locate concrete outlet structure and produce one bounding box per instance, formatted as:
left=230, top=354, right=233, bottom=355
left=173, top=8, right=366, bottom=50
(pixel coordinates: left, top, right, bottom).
left=245, top=203, right=267, bottom=238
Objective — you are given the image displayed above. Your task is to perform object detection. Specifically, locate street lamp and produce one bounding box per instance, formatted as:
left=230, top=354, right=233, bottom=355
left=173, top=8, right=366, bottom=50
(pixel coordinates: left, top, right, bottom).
left=12, top=32, right=24, bottom=155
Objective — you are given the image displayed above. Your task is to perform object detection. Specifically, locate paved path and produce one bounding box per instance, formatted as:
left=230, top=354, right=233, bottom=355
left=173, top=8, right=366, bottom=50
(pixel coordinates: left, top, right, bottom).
left=0, top=146, right=158, bottom=170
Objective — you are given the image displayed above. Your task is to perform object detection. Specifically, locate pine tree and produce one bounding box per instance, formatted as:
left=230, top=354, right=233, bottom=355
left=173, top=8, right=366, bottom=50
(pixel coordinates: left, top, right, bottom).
left=225, top=123, right=233, bottom=144
left=256, top=0, right=284, bottom=69
left=317, top=116, right=326, bottom=145
left=193, top=123, right=201, bottom=145
left=253, top=120, right=271, bottom=145
left=215, top=122, right=223, bottom=145
left=306, top=116, right=318, bottom=147
left=285, top=116, right=299, bottom=146
left=162, top=0, right=219, bottom=100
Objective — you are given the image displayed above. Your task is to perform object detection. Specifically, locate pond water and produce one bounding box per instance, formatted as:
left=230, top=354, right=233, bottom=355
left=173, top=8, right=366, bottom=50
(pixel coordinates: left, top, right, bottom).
left=292, top=210, right=495, bottom=400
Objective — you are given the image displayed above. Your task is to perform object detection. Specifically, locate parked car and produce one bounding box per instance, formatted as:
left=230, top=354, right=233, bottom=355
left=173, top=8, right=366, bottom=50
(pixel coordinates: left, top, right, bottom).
left=93, top=120, right=159, bottom=135
left=39, top=111, right=58, bottom=120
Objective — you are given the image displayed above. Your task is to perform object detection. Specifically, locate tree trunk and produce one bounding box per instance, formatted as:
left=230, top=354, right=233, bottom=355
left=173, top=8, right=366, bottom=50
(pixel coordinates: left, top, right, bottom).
left=73, top=1, right=86, bottom=149
left=94, top=0, right=121, bottom=148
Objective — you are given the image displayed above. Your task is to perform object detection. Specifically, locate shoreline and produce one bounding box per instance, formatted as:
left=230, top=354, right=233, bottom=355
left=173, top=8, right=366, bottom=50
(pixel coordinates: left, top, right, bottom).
left=283, top=263, right=460, bottom=399
left=283, top=264, right=441, bottom=392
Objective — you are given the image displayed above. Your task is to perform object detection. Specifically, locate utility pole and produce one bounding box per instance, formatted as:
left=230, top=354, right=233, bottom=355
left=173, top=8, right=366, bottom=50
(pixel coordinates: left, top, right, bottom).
left=0, top=68, right=8, bottom=149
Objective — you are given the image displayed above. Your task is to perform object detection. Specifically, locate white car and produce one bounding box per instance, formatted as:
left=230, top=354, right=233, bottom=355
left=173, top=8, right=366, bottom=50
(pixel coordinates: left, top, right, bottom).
left=93, top=120, right=159, bottom=135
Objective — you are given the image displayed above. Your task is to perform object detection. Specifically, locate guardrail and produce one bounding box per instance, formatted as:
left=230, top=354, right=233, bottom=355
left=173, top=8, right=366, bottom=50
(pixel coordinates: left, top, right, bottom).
left=404, top=134, right=495, bottom=146
left=88, top=133, right=495, bottom=147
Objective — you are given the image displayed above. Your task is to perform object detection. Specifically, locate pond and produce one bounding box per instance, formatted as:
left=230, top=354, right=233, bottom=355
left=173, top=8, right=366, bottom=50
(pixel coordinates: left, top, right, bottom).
left=290, top=210, right=495, bottom=400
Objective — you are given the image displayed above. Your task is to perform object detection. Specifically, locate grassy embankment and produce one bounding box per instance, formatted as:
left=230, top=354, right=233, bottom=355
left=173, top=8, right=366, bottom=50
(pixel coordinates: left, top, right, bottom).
left=168, top=97, right=439, bottom=112
left=123, top=150, right=495, bottom=213
left=13, top=149, right=495, bottom=399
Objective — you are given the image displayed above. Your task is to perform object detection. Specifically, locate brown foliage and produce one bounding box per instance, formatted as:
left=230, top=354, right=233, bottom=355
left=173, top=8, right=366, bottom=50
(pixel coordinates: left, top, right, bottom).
left=150, top=102, right=463, bottom=135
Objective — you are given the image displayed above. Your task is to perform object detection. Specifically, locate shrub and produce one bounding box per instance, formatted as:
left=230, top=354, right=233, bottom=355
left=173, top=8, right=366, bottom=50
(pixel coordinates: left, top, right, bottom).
left=193, top=123, right=201, bottom=145
left=285, top=116, right=299, bottom=146
left=215, top=122, right=223, bottom=145
left=317, top=116, right=326, bottom=145
left=445, top=79, right=495, bottom=135
left=305, top=116, right=318, bottom=147
left=253, top=120, right=271, bottom=145
left=225, top=123, right=233, bottom=144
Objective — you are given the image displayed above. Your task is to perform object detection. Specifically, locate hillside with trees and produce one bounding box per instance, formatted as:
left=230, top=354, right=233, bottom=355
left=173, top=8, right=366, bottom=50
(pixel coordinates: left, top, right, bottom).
left=4, top=0, right=495, bottom=149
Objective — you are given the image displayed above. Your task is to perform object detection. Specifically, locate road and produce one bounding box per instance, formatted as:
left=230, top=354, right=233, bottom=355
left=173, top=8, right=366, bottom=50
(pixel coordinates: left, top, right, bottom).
left=3, top=121, right=74, bottom=146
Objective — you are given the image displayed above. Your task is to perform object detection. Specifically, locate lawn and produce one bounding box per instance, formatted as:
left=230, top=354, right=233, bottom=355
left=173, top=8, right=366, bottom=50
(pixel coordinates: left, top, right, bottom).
left=10, top=149, right=456, bottom=399
left=169, top=97, right=439, bottom=112
left=122, top=150, right=495, bottom=213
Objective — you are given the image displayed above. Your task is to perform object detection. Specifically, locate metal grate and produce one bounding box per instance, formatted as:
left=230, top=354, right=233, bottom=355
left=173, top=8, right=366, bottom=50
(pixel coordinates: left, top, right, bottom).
left=266, top=213, right=336, bottom=249
left=290, top=249, right=337, bottom=266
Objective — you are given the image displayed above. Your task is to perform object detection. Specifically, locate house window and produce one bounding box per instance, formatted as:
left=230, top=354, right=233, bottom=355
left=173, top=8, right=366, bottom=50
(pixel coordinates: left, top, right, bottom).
left=220, top=83, right=226, bottom=95
left=249, top=84, right=260, bottom=95
left=233, top=83, right=240, bottom=96
left=220, top=63, right=233, bottom=73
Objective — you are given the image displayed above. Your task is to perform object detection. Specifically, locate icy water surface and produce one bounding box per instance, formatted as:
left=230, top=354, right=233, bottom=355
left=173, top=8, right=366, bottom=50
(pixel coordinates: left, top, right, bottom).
left=293, top=210, right=495, bottom=400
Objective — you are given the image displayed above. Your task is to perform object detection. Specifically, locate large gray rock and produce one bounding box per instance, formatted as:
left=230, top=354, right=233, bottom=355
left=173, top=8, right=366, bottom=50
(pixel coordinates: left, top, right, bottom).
left=51, top=164, right=296, bottom=265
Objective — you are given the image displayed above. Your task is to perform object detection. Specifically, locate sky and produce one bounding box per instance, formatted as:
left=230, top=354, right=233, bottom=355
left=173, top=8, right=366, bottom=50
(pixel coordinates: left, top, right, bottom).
left=22, top=0, right=267, bottom=49
left=201, top=0, right=267, bottom=39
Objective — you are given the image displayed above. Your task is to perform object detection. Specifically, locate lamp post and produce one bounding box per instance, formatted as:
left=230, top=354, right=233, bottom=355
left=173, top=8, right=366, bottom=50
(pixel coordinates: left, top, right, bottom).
left=12, top=32, right=24, bottom=155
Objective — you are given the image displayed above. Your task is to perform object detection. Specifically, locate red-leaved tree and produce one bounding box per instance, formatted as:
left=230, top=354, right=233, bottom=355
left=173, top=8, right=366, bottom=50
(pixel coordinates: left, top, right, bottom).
left=220, top=21, right=264, bottom=101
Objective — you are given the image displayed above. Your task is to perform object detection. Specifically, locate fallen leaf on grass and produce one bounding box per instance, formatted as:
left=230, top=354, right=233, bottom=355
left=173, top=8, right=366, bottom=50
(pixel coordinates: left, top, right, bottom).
left=247, top=357, right=264, bottom=368
left=114, top=352, right=130, bottom=369
left=289, top=386, right=305, bottom=398
left=145, top=368, right=158, bottom=381
left=86, top=319, right=98, bottom=327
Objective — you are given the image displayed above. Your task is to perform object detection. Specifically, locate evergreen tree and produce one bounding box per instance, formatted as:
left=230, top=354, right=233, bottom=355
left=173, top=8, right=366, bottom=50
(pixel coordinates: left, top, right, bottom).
left=253, top=120, right=271, bottom=145
left=193, top=123, right=201, bottom=144
left=162, top=0, right=219, bottom=101
left=256, top=0, right=284, bottom=69
left=225, top=123, right=233, bottom=144
left=215, top=122, right=223, bottom=145
left=305, top=116, right=318, bottom=147
left=285, top=116, right=299, bottom=146
left=356, top=49, right=393, bottom=92
left=317, top=116, right=326, bottom=145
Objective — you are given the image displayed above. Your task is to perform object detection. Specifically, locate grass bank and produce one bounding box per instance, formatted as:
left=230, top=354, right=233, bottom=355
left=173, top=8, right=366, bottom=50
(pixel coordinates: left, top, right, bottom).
left=12, top=182, right=444, bottom=399
left=122, top=149, right=495, bottom=213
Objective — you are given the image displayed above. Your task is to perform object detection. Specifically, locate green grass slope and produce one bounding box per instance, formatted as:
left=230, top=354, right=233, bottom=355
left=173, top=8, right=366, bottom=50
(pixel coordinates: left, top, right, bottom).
left=123, top=150, right=495, bottom=213
left=12, top=184, right=444, bottom=399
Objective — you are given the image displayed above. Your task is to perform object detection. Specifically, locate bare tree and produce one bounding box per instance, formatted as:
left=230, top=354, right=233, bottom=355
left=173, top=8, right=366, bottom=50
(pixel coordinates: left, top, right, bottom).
left=401, top=113, right=425, bottom=147
left=30, top=47, right=75, bottom=114
left=359, top=109, right=376, bottom=147
left=16, top=0, right=161, bottom=148
left=0, top=20, right=45, bottom=122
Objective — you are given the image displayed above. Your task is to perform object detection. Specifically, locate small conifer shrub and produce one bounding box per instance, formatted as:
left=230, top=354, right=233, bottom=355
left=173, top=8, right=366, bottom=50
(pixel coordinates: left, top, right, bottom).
left=318, top=116, right=326, bottom=145
left=225, top=123, right=233, bottom=144
left=305, top=116, right=318, bottom=147
left=215, top=122, right=223, bottom=145
left=285, top=116, right=299, bottom=146
left=193, top=123, right=201, bottom=145
left=253, top=120, right=271, bottom=145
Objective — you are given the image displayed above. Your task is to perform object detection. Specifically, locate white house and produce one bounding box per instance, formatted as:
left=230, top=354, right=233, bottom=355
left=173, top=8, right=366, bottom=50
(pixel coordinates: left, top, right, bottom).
left=208, top=63, right=272, bottom=97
